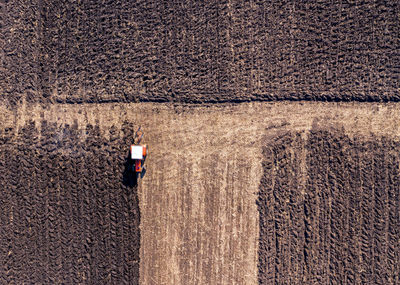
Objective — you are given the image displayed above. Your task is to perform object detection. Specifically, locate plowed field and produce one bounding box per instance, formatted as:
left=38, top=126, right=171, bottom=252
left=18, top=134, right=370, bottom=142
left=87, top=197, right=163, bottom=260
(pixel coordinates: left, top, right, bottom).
left=0, top=119, right=140, bottom=284
left=0, top=102, right=399, bottom=284
left=2, top=1, right=399, bottom=104
left=2, top=1, right=399, bottom=284
left=258, top=129, right=400, bottom=284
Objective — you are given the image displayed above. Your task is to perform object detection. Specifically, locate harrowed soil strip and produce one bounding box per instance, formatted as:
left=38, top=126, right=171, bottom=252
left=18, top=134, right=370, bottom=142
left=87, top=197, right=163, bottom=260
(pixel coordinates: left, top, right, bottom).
left=258, top=129, right=400, bottom=284
left=2, top=1, right=399, bottom=105
left=0, top=121, right=140, bottom=284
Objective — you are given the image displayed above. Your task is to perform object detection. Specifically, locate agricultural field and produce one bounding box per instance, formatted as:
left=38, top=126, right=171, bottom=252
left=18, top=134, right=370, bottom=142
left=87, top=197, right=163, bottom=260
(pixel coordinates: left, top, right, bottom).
left=2, top=1, right=399, bottom=104
left=258, top=129, right=400, bottom=284
left=0, top=117, right=140, bottom=283
left=0, top=102, right=399, bottom=284
left=1, top=0, right=399, bottom=284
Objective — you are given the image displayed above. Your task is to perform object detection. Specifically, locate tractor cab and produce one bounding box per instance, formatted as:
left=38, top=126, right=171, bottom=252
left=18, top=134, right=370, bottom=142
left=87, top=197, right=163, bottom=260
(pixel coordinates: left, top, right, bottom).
left=130, top=144, right=147, bottom=173
left=131, top=126, right=147, bottom=178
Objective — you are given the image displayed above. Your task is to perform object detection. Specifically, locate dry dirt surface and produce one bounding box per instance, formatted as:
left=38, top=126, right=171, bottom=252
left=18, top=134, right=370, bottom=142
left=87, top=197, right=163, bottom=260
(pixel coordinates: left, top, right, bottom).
left=1, top=1, right=399, bottom=104
left=0, top=102, right=400, bottom=284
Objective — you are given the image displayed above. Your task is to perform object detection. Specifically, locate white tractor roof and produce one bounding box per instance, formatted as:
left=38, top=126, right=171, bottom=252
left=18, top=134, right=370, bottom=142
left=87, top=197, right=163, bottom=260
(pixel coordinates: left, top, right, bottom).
left=131, top=145, right=143, bottom=159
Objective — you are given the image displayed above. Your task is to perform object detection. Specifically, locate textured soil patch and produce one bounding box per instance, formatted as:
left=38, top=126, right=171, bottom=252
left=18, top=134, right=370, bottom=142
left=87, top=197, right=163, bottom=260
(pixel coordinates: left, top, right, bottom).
left=258, top=129, right=400, bottom=284
left=2, top=1, right=399, bottom=104
left=1, top=102, right=400, bottom=284
left=0, top=121, right=140, bottom=284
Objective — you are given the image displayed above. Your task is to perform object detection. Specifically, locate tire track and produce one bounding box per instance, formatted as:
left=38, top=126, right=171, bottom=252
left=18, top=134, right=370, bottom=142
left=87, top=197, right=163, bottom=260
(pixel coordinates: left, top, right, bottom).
left=59, top=124, right=77, bottom=283
left=272, top=134, right=292, bottom=284
left=0, top=128, right=13, bottom=284
left=386, top=142, right=400, bottom=284
left=345, top=138, right=362, bottom=284
left=108, top=125, right=123, bottom=284
left=7, top=132, right=23, bottom=284
left=45, top=122, right=63, bottom=284
left=37, top=121, right=51, bottom=284
left=74, top=152, right=86, bottom=284
left=17, top=121, right=39, bottom=283
left=359, top=140, right=375, bottom=283
left=327, top=131, right=349, bottom=284
left=288, top=134, right=305, bottom=284
left=85, top=124, right=102, bottom=283
left=303, top=130, right=322, bottom=283
left=315, top=131, right=331, bottom=285
left=372, top=139, right=389, bottom=284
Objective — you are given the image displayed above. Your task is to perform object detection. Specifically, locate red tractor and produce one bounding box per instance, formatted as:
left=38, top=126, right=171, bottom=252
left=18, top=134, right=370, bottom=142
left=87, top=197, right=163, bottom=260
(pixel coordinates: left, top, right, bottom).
left=130, top=127, right=147, bottom=178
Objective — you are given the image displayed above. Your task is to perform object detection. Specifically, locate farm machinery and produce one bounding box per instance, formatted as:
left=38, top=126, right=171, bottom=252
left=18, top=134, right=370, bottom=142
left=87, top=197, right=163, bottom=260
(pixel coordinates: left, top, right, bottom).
left=130, top=126, right=147, bottom=178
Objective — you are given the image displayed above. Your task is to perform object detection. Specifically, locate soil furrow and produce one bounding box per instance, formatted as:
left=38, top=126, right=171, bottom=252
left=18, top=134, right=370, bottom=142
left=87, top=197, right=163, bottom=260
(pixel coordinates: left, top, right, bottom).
left=258, top=128, right=400, bottom=284
left=2, top=1, right=399, bottom=104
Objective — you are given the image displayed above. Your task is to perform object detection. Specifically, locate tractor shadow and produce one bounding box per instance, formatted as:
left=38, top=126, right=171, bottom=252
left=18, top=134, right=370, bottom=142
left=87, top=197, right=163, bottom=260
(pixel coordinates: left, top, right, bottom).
left=122, top=152, right=138, bottom=187
left=120, top=151, right=141, bottom=280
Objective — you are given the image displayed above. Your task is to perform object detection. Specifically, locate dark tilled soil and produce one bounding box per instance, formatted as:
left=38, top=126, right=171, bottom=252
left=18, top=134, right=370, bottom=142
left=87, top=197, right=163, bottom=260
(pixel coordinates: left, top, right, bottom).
left=0, top=121, right=140, bottom=284
left=258, top=129, right=400, bottom=284
left=2, top=1, right=399, bottom=104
